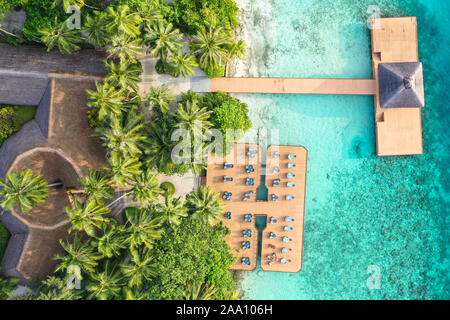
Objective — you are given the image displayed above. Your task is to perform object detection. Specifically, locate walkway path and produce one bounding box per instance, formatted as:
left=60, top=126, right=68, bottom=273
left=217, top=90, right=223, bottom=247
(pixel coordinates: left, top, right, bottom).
left=211, top=78, right=377, bottom=95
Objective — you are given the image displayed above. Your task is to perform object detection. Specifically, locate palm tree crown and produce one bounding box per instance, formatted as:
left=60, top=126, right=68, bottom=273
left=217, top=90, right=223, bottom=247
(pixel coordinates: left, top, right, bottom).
left=190, top=26, right=232, bottom=69
left=124, top=207, right=163, bottom=252
left=145, top=21, right=183, bottom=62
left=86, top=81, right=125, bottom=121
left=121, top=250, right=157, bottom=288
left=40, top=17, right=82, bottom=54
left=66, top=197, right=112, bottom=236
left=186, top=186, right=224, bottom=225
left=129, top=169, right=160, bottom=206
left=144, top=85, right=175, bottom=116
left=94, top=113, right=145, bottom=159
left=169, top=51, right=198, bottom=78
left=155, top=194, right=188, bottom=226
left=78, top=169, right=115, bottom=202
left=86, top=262, right=123, bottom=300
left=0, top=169, right=49, bottom=214
left=105, top=60, right=143, bottom=92
left=105, top=5, right=143, bottom=38
left=54, top=235, right=102, bottom=275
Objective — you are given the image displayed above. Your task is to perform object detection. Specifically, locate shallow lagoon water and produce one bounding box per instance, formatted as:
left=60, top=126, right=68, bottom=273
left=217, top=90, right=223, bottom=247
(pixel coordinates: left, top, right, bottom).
left=234, top=0, right=449, bottom=299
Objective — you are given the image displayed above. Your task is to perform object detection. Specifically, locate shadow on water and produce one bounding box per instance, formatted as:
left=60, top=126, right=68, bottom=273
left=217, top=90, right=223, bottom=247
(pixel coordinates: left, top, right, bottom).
left=255, top=215, right=267, bottom=269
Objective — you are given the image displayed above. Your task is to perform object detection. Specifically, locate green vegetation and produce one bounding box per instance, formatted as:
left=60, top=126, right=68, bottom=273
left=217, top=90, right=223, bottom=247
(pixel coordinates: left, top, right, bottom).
left=0, top=276, right=19, bottom=300
left=0, top=1, right=28, bottom=19
left=0, top=105, right=36, bottom=146
left=166, top=0, right=239, bottom=35
left=0, top=169, right=49, bottom=214
left=160, top=181, right=175, bottom=196
left=0, top=222, right=10, bottom=262
left=0, top=0, right=250, bottom=300
left=17, top=175, right=235, bottom=300
left=147, top=218, right=236, bottom=300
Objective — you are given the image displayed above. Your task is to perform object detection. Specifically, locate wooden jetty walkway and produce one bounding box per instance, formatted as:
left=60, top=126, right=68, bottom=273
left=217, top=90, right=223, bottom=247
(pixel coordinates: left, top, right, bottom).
left=211, top=78, right=377, bottom=95
left=209, top=17, right=424, bottom=157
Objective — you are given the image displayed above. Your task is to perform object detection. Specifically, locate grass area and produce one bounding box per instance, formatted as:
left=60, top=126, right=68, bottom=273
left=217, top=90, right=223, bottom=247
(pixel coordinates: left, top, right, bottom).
left=0, top=105, right=36, bottom=146
left=0, top=222, right=10, bottom=262
left=11, top=105, right=36, bottom=130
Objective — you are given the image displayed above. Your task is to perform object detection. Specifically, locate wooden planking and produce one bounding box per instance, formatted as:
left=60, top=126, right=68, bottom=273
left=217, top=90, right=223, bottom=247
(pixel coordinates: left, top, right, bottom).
left=206, top=143, right=307, bottom=273
left=211, top=78, right=377, bottom=95
left=371, top=17, right=423, bottom=156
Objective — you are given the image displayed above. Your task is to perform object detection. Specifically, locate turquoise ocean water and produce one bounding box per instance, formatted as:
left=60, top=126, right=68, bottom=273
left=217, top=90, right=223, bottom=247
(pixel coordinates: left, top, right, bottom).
left=235, top=0, right=450, bottom=299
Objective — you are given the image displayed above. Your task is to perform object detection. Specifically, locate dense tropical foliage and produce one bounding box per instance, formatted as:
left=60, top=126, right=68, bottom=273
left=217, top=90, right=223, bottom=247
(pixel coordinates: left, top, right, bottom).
left=0, top=0, right=252, bottom=301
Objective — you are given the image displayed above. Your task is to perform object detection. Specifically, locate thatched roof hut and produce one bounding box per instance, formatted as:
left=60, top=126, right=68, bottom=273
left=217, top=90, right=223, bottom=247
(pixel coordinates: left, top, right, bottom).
left=378, top=62, right=425, bottom=109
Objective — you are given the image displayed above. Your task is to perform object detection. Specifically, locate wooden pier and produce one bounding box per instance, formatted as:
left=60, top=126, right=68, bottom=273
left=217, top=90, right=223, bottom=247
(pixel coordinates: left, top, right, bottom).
left=206, top=143, right=307, bottom=273
left=209, top=17, right=424, bottom=157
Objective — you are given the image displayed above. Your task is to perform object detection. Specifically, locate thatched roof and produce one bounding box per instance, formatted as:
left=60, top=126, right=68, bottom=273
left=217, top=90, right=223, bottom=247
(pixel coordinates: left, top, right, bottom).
left=0, top=43, right=108, bottom=280
left=378, top=62, right=425, bottom=108
left=0, top=44, right=107, bottom=106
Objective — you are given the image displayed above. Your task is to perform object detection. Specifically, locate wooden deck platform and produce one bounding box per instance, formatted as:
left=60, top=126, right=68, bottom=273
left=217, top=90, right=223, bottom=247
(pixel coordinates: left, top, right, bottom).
left=211, top=78, right=377, bottom=95
left=209, top=17, right=424, bottom=157
left=206, top=143, right=307, bottom=273
left=371, top=17, right=423, bottom=156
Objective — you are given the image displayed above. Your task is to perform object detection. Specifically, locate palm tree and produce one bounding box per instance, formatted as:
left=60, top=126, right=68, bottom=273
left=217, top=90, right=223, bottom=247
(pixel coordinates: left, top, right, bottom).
left=155, top=195, right=188, bottom=226
left=86, top=262, right=123, bottom=300
left=40, top=17, right=82, bottom=54
left=169, top=51, right=198, bottom=78
left=107, top=154, right=142, bottom=187
left=77, top=169, right=115, bottom=202
left=121, top=251, right=157, bottom=288
left=122, top=287, right=147, bottom=300
left=53, top=0, right=86, bottom=12
left=190, top=26, right=231, bottom=69
left=229, top=39, right=247, bottom=60
left=54, top=235, right=102, bottom=275
left=107, top=35, right=142, bottom=64
left=175, top=100, right=212, bottom=133
left=135, top=0, right=163, bottom=29
left=129, top=169, right=160, bottom=206
left=145, top=21, right=183, bottom=62
left=83, top=12, right=110, bottom=48
left=144, top=85, right=175, bottom=115
left=105, top=5, right=142, bottom=38
left=186, top=186, right=223, bottom=225
left=36, top=276, right=82, bottom=300
left=143, top=116, right=189, bottom=175
left=94, top=112, right=145, bottom=159
left=66, top=197, right=112, bottom=237
left=0, top=169, right=49, bottom=215
left=86, top=81, right=125, bottom=120
left=183, top=282, right=217, bottom=300
left=124, top=207, right=163, bottom=251
left=92, top=225, right=127, bottom=258
left=105, top=60, right=143, bottom=92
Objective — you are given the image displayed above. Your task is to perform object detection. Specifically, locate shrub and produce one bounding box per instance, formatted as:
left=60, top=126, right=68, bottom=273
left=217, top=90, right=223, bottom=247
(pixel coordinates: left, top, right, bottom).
left=204, top=64, right=225, bottom=79
left=210, top=100, right=252, bottom=136
left=147, top=219, right=236, bottom=300
left=0, top=107, right=15, bottom=143
left=0, top=222, right=10, bottom=263
left=22, top=0, right=68, bottom=41
left=0, top=0, right=28, bottom=19
left=167, top=0, right=239, bottom=35
left=160, top=181, right=176, bottom=197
